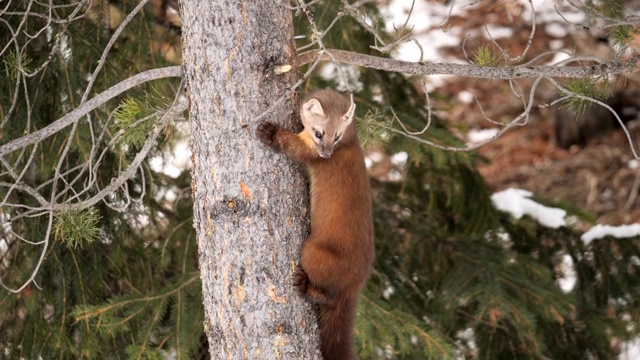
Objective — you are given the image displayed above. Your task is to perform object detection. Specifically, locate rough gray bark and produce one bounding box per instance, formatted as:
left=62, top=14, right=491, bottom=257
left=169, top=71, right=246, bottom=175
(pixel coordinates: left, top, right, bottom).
left=180, top=1, right=321, bottom=358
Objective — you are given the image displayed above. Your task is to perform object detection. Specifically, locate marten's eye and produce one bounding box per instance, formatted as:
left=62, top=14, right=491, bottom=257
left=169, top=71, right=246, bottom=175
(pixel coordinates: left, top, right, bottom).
left=334, top=134, right=341, bottom=143
left=314, top=130, right=323, bottom=139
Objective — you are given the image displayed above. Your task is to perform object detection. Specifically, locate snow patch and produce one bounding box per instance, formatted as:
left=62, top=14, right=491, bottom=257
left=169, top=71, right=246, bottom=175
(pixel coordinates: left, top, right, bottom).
left=557, top=254, right=577, bottom=292
left=549, top=39, right=564, bottom=50
left=545, top=22, right=569, bottom=38
left=581, top=224, right=640, bottom=245
left=467, top=128, right=499, bottom=145
left=457, top=90, right=475, bottom=104
left=621, top=337, right=640, bottom=360
left=149, top=140, right=191, bottom=179
left=383, top=0, right=465, bottom=63
left=491, top=188, right=567, bottom=229
left=391, top=151, right=408, bottom=166
left=483, top=25, right=514, bottom=40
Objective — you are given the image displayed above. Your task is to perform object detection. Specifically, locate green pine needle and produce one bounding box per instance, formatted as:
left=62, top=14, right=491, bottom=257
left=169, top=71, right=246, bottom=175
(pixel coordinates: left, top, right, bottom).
left=125, top=345, right=162, bottom=360
left=3, top=50, right=32, bottom=78
left=72, top=273, right=202, bottom=358
left=54, top=207, right=101, bottom=249
left=112, top=97, right=156, bottom=149
left=357, top=109, right=391, bottom=148
left=560, top=79, right=611, bottom=118
left=609, top=25, right=637, bottom=49
left=472, top=45, right=501, bottom=67
left=356, top=293, right=455, bottom=359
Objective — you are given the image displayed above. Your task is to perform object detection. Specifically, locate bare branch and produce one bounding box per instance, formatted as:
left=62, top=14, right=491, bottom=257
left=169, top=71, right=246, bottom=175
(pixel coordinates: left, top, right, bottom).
left=80, top=0, right=150, bottom=104
left=297, top=49, right=640, bottom=79
left=0, top=211, right=54, bottom=294
left=0, top=66, right=182, bottom=157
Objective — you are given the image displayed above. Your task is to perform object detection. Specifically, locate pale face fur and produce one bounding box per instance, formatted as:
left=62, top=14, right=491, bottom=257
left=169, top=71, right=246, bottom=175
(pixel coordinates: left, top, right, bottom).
left=301, top=97, right=356, bottom=158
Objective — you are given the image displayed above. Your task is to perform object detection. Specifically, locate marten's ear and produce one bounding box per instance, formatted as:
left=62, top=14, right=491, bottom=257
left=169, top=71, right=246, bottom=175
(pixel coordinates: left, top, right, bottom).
left=343, top=101, right=355, bottom=124
left=302, top=98, right=325, bottom=119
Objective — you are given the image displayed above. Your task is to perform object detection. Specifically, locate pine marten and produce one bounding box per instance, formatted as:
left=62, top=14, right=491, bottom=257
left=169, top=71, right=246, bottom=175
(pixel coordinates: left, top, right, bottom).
left=256, top=90, right=374, bottom=360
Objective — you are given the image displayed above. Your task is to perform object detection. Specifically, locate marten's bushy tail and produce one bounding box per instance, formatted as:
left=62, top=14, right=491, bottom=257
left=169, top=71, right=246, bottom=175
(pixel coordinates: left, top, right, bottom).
left=318, top=298, right=357, bottom=360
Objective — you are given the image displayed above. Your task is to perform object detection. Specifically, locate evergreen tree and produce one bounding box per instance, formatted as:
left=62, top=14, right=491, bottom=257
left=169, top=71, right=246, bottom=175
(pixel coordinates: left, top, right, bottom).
left=1, top=1, right=197, bottom=358
left=1, top=0, right=639, bottom=359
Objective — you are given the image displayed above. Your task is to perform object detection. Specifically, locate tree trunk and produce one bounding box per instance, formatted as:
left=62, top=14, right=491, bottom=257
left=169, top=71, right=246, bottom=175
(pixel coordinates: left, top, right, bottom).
left=180, top=1, right=321, bottom=358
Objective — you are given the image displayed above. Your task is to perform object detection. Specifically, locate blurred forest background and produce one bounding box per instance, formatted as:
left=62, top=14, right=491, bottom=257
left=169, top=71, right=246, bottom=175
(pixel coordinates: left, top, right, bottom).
left=2, top=0, right=640, bottom=359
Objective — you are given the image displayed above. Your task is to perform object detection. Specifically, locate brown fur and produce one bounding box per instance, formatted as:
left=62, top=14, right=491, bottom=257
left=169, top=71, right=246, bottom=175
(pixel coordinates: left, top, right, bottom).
left=257, top=90, right=374, bottom=360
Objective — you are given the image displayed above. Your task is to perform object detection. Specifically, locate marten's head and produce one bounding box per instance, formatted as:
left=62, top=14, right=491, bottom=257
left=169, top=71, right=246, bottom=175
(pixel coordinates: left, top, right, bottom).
left=301, top=90, right=356, bottom=158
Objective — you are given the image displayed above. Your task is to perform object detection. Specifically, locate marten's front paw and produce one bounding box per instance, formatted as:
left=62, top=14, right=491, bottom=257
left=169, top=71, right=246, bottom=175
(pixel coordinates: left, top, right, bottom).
left=256, top=121, right=279, bottom=148
left=293, top=266, right=309, bottom=296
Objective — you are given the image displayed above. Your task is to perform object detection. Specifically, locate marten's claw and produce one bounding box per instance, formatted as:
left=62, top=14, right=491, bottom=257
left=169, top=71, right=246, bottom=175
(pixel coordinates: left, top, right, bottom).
left=256, top=121, right=279, bottom=147
left=293, top=265, right=309, bottom=296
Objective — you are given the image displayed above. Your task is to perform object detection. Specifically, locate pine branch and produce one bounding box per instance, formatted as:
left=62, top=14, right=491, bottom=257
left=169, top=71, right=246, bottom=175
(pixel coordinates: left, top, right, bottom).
left=297, top=48, right=640, bottom=79
left=72, top=272, right=200, bottom=323
left=358, top=293, right=454, bottom=359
